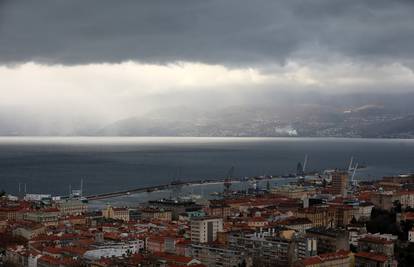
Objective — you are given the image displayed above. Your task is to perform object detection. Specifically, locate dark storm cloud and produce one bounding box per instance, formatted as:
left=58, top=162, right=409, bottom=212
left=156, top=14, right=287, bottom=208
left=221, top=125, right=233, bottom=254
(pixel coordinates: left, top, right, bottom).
left=0, top=0, right=414, bottom=65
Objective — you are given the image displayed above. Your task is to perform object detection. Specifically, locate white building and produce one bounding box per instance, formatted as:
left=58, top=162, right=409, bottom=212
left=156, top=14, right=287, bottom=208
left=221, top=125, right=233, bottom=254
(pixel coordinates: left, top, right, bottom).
left=24, top=194, right=51, bottom=201
left=55, top=198, right=87, bottom=215
left=399, top=191, right=414, bottom=209
left=28, top=253, right=42, bottom=267
left=83, top=240, right=144, bottom=260
left=409, top=228, right=414, bottom=243
left=190, top=217, right=223, bottom=243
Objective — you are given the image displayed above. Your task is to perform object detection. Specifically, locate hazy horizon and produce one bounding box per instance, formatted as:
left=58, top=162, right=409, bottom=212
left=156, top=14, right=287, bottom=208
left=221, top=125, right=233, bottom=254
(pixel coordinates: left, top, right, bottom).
left=1, top=1, right=414, bottom=136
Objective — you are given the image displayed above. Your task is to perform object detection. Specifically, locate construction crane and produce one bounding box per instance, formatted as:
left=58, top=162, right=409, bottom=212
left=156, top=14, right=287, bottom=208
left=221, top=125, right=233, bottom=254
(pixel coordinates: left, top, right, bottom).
left=302, top=154, right=308, bottom=173
left=170, top=167, right=184, bottom=199
left=351, top=163, right=358, bottom=187
left=223, top=166, right=234, bottom=197
left=348, top=156, right=354, bottom=172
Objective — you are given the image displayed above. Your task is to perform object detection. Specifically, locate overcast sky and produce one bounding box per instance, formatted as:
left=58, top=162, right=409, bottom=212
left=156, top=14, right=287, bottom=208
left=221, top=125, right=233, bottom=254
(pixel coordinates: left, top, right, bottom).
left=1, top=0, right=414, bottom=129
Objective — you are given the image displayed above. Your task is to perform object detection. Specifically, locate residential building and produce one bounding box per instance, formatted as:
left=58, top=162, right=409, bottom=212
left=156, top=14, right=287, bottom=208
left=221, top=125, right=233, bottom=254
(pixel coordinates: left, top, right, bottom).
left=0, top=206, right=25, bottom=221
left=355, top=252, right=392, bottom=267
left=295, top=249, right=352, bottom=267
left=331, top=172, right=348, bottom=197
left=357, top=235, right=394, bottom=259
left=83, top=241, right=144, bottom=260
left=306, top=227, right=349, bottom=254
left=206, top=203, right=232, bottom=218
left=55, top=198, right=87, bottom=215
left=370, top=192, right=397, bottom=210
left=13, top=224, right=45, bottom=239
left=102, top=206, right=130, bottom=222
left=228, top=228, right=317, bottom=266
left=148, top=199, right=201, bottom=220
left=271, top=185, right=317, bottom=199
left=397, top=190, right=414, bottom=209
left=295, top=207, right=336, bottom=228
left=140, top=207, right=172, bottom=221
left=190, top=217, right=223, bottom=243
left=279, top=217, right=313, bottom=233
left=409, top=228, right=414, bottom=243
left=347, top=224, right=367, bottom=247
left=189, top=243, right=246, bottom=267
left=24, top=209, right=59, bottom=226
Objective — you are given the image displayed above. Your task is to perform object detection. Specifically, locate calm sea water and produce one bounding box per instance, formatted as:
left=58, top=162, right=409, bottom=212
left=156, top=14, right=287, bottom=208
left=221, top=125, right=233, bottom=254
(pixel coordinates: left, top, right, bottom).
left=0, top=137, right=414, bottom=196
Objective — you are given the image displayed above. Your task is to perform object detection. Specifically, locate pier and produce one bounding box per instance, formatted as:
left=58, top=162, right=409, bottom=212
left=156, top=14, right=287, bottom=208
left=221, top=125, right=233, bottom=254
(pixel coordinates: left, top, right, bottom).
left=83, top=175, right=283, bottom=201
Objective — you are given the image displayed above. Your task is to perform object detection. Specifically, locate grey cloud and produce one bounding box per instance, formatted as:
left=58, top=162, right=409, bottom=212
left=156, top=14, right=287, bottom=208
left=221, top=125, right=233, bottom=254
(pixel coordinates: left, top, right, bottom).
left=1, top=0, right=414, bottom=65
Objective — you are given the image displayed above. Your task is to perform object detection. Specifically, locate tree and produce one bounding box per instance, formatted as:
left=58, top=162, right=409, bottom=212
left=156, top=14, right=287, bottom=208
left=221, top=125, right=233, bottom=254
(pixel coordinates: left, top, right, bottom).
left=350, top=216, right=357, bottom=225
left=393, top=200, right=402, bottom=213
left=366, top=208, right=402, bottom=236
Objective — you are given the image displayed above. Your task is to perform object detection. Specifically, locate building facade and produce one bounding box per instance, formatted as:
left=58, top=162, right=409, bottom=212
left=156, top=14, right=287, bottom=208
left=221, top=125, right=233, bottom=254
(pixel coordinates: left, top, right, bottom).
left=190, top=217, right=223, bottom=243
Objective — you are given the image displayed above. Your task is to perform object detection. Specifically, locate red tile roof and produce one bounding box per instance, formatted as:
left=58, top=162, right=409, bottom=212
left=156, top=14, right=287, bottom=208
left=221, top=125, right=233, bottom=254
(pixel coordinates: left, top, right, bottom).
left=299, top=250, right=350, bottom=266
left=152, top=252, right=195, bottom=264
left=359, top=235, right=394, bottom=245
left=355, top=252, right=388, bottom=263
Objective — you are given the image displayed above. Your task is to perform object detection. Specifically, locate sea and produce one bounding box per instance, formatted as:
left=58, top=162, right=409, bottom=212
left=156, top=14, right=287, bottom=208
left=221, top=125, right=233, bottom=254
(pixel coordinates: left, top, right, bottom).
left=0, top=137, right=414, bottom=207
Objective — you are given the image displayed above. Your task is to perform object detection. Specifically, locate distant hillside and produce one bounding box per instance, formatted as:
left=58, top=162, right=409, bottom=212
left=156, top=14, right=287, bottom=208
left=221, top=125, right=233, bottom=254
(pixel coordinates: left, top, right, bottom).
left=99, top=103, right=414, bottom=138
left=1, top=92, right=414, bottom=138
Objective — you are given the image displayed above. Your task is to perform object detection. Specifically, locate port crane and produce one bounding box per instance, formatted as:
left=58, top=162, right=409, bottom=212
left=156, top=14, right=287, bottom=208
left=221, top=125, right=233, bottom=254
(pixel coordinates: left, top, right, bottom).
left=223, top=166, right=234, bottom=197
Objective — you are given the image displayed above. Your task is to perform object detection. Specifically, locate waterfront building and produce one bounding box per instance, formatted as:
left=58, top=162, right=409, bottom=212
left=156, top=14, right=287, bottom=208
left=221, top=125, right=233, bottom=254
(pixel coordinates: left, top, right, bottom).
left=55, top=198, right=87, bottom=216
left=271, top=185, right=317, bottom=199
left=148, top=198, right=201, bottom=220
left=102, top=206, right=130, bottom=222
left=140, top=207, right=172, bottom=222
left=206, top=202, right=232, bottom=218
left=178, top=209, right=206, bottom=221
left=190, top=217, right=223, bottom=243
